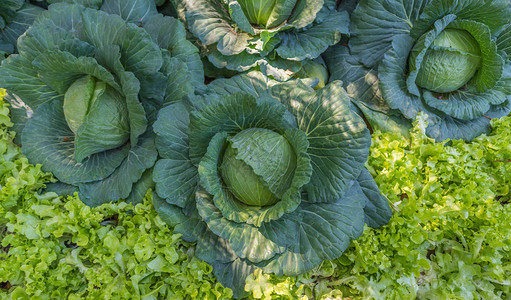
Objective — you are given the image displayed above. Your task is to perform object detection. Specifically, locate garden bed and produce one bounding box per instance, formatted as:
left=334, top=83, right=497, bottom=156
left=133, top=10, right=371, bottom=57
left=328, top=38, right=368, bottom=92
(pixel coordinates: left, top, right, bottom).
left=1, top=89, right=509, bottom=299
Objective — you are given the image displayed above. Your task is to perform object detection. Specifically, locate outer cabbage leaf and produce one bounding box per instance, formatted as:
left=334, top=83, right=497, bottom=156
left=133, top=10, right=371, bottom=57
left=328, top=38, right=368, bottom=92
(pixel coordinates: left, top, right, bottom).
left=322, top=44, right=412, bottom=137
left=100, top=0, right=157, bottom=25
left=357, top=168, right=392, bottom=229
left=410, top=0, right=511, bottom=38
left=46, top=0, right=102, bottom=8
left=143, top=13, right=204, bottom=88
left=153, top=102, right=198, bottom=208
left=78, top=131, right=157, bottom=206
left=258, top=180, right=366, bottom=276
left=276, top=10, right=349, bottom=61
left=125, top=168, right=155, bottom=204
left=497, top=24, right=511, bottom=59
left=349, top=0, right=430, bottom=67
left=0, top=2, right=44, bottom=61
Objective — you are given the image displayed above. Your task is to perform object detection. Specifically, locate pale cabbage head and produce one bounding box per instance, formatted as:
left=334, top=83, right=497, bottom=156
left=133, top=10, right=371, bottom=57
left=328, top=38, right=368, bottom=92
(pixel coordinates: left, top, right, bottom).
left=237, top=0, right=296, bottom=28
left=411, top=29, right=482, bottom=93
left=220, top=128, right=296, bottom=206
left=294, top=59, right=329, bottom=89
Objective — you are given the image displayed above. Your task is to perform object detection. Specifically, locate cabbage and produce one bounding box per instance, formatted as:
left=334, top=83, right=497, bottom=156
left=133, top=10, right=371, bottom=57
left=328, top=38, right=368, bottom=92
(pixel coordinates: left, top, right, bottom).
left=167, top=0, right=349, bottom=80
left=220, top=128, right=296, bottom=206
left=152, top=71, right=392, bottom=298
left=294, top=59, right=329, bottom=89
left=0, top=0, right=203, bottom=205
left=324, top=0, right=511, bottom=142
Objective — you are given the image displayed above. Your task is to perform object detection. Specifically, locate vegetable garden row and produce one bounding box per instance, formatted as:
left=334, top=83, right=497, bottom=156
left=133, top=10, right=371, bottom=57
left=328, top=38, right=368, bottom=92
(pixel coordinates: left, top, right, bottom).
left=0, top=0, right=510, bottom=299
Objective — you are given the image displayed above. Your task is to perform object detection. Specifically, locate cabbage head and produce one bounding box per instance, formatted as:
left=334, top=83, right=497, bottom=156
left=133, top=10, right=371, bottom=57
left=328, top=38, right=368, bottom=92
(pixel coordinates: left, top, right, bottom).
left=152, top=71, right=392, bottom=298
left=324, top=0, right=511, bottom=141
left=169, top=0, right=349, bottom=80
left=293, top=59, right=329, bottom=89
left=0, top=0, right=203, bottom=205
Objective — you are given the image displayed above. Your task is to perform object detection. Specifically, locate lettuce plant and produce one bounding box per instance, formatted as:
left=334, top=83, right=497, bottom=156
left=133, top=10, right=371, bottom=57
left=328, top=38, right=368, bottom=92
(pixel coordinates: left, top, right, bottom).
left=324, top=0, right=511, bottom=141
left=0, top=0, right=203, bottom=205
left=152, top=71, right=392, bottom=297
left=169, top=0, right=349, bottom=80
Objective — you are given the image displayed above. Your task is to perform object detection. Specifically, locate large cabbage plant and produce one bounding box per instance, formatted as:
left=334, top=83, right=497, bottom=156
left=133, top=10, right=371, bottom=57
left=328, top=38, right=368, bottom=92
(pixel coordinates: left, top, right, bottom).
left=0, top=0, right=203, bottom=205
left=324, top=0, right=511, bottom=141
left=169, top=0, right=349, bottom=80
left=152, top=71, right=392, bottom=297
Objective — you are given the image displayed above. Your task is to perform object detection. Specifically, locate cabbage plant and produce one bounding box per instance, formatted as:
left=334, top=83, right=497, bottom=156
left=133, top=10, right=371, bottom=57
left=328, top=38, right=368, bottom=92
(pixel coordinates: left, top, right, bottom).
left=0, top=0, right=203, bottom=205
left=169, top=0, right=349, bottom=80
left=324, top=0, right=511, bottom=141
left=152, top=71, right=392, bottom=297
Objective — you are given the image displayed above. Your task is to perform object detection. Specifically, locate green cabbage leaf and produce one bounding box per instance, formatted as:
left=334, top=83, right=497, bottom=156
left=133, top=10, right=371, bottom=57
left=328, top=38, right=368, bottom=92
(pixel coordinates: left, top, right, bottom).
left=0, top=1, right=45, bottom=62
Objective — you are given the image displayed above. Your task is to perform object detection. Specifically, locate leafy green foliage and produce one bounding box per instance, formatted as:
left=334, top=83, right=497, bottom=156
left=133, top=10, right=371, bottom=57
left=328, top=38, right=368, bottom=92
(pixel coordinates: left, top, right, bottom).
left=324, top=0, right=511, bottom=142
left=1, top=87, right=510, bottom=298
left=0, top=1, right=510, bottom=299
left=0, top=89, right=233, bottom=299
left=1, top=192, right=235, bottom=299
